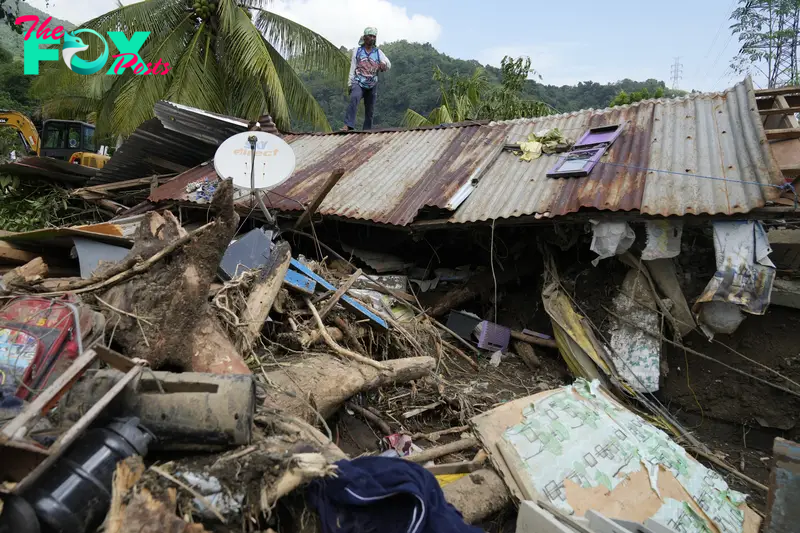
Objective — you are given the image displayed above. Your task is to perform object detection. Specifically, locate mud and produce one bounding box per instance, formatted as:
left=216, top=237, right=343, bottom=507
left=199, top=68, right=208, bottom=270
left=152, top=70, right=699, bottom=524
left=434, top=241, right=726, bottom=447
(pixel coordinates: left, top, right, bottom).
left=98, top=179, right=239, bottom=370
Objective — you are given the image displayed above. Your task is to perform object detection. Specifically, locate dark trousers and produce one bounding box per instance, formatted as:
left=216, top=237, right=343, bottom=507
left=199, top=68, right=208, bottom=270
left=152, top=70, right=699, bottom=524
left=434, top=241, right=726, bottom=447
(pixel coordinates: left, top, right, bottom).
left=345, top=83, right=377, bottom=130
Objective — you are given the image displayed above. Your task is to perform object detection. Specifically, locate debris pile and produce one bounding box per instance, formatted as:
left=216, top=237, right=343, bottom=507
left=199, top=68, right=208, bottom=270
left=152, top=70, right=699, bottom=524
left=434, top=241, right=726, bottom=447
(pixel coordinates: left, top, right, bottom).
left=2, top=89, right=800, bottom=533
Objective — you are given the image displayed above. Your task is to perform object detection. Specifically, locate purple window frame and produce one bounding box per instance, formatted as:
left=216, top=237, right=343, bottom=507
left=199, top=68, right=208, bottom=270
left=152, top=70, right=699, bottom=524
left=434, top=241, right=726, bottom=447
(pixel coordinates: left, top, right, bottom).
left=574, top=124, right=624, bottom=148
left=546, top=123, right=623, bottom=178
left=546, top=148, right=605, bottom=178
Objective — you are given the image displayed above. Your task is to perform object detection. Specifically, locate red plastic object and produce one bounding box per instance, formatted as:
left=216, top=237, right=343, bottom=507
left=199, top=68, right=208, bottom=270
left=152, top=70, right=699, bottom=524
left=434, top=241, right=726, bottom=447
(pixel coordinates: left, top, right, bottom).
left=0, top=296, right=88, bottom=401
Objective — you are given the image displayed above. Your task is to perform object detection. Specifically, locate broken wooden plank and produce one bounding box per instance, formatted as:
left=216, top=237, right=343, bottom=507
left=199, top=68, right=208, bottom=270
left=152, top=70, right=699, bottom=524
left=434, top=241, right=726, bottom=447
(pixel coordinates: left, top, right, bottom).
left=239, top=242, right=292, bottom=352
left=756, top=86, right=800, bottom=98
left=760, top=106, right=800, bottom=116
left=75, top=175, right=174, bottom=196
left=289, top=259, right=388, bottom=329
left=766, top=128, right=800, bottom=140
left=405, top=437, right=479, bottom=464
left=510, top=329, right=558, bottom=349
left=425, top=461, right=485, bottom=476
left=0, top=241, right=38, bottom=264
left=319, top=268, right=362, bottom=320
left=1, top=349, right=98, bottom=441
left=295, top=168, right=345, bottom=229
left=780, top=163, right=800, bottom=177
left=0, top=257, right=47, bottom=293
left=402, top=401, right=445, bottom=419
left=283, top=269, right=316, bottom=295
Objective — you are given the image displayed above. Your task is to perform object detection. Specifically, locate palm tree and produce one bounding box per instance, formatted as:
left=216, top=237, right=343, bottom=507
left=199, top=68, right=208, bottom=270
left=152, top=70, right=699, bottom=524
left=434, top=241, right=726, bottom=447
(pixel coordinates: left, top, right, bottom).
left=403, top=56, right=553, bottom=127
left=32, top=0, right=348, bottom=135
left=403, top=66, right=489, bottom=128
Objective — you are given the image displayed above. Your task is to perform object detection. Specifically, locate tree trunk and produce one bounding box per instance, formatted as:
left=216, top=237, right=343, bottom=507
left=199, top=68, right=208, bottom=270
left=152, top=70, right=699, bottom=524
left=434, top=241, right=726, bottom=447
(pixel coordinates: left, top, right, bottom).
left=442, top=469, right=511, bottom=524
left=263, top=355, right=435, bottom=421
left=96, top=180, right=249, bottom=374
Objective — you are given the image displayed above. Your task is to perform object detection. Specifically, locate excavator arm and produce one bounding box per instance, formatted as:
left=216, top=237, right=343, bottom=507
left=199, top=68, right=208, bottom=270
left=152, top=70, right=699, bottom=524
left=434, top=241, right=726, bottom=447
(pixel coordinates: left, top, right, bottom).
left=0, top=110, right=40, bottom=156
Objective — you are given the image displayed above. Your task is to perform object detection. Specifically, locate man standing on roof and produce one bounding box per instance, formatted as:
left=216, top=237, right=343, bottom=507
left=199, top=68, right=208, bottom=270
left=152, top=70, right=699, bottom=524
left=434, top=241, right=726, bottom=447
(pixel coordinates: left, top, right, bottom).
left=342, top=27, right=391, bottom=131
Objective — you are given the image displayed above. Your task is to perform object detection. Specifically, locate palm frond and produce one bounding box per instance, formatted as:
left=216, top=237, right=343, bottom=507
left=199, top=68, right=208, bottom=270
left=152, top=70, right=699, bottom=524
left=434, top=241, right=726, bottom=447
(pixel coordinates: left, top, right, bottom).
left=402, top=109, right=432, bottom=128
left=264, top=39, right=330, bottom=131
left=428, top=106, right=453, bottom=125
left=110, top=14, right=195, bottom=135
left=221, top=6, right=290, bottom=126
left=253, top=9, right=348, bottom=84
left=217, top=0, right=243, bottom=34
left=165, top=22, right=226, bottom=115
left=227, top=77, right=269, bottom=121
left=64, top=0, right=188, bottom=63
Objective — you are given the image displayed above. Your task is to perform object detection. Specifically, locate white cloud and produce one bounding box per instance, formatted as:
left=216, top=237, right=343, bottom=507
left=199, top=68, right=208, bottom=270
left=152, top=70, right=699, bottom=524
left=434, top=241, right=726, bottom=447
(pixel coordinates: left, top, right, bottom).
left=269, top=0, right=441, bottom=48
left=478, top=43, right=664, bottom=87
left=26, top=0, right=441, bottom=48
left=25, top=0, right=125, bottom=24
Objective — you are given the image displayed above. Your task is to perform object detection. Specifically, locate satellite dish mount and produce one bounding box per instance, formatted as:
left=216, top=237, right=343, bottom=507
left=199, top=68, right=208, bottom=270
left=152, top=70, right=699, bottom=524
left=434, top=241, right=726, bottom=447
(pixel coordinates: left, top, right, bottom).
left=214, top=130, right=297, bottom=228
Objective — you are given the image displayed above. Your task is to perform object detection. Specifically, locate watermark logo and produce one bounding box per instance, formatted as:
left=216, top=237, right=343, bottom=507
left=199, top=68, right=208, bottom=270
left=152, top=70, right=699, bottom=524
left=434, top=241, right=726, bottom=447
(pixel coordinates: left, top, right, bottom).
left=62, top=30, right=109, bottom=75
left=15, top=15, right=170, bottom=76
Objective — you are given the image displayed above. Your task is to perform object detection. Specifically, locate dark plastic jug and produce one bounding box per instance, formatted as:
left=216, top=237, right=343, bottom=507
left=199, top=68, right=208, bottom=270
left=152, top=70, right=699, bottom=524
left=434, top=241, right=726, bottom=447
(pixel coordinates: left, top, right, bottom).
left=22, top=417, right=153, bottom=533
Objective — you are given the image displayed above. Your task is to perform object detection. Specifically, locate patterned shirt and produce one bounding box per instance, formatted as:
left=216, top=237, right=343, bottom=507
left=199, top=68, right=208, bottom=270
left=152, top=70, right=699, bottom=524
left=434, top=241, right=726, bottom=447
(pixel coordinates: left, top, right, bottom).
left=349, top=46, right=391, bottom=89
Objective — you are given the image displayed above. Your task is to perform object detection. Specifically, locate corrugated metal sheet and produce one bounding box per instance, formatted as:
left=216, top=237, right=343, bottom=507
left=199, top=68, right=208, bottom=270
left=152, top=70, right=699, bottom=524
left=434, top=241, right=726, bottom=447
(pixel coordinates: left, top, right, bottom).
left=148, top=163, right=217, bottom=203
left=90, top=117, right=220, bottom=185
left=452, top=77, right=783, bottom=222
left=153, top=101, right=249, bottom=146
left=147, top=78, right=783, bottom=225
left=265, top=124, right=508, bottom=225
left=91, top=101, right=249, bottom=186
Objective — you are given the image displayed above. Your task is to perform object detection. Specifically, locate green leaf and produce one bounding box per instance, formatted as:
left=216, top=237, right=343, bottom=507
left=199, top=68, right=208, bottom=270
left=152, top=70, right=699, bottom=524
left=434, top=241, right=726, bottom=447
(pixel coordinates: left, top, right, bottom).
left=264, top=39, right=331, bottom=131
left=253, top=9, right=349, bottom=85
left=402, top=108, right=432, bottom=128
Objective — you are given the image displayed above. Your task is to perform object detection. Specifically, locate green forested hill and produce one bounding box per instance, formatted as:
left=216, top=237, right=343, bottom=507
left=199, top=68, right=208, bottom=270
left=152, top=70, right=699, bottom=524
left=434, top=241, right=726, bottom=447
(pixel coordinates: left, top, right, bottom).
left=0, top=3, right=73, bottom=60
left=298, top=40, right=685, bottom=130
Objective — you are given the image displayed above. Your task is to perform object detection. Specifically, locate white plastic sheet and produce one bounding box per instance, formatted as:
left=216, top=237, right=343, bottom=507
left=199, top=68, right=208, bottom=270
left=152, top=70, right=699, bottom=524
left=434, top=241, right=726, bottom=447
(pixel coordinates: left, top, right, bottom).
left=590, top=221, right=635, bottom=266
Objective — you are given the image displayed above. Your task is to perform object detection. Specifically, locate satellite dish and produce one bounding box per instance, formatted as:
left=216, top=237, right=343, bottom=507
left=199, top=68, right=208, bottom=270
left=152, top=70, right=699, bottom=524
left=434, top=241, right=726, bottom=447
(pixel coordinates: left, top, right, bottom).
left=214, top=131, right=296, bottom=190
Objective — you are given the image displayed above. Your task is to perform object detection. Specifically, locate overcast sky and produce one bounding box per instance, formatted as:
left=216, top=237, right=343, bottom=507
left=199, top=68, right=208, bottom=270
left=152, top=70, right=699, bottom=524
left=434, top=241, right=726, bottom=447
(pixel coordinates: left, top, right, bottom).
left=27, top=0, right=745, bottom=92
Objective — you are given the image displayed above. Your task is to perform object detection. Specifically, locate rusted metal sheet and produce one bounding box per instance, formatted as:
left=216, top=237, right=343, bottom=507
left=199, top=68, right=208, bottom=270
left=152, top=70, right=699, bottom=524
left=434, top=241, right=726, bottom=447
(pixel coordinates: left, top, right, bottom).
left=453, top=78, right=783, bottom=223
left=90, top=118, right=219, bottom=186
left=265, top=125, right=508, bottom=226
left=765, top=437, right=800, bottom=533
left=147, top=78, right=782, bottom=226
left=148, top=163, right=216, bottom=203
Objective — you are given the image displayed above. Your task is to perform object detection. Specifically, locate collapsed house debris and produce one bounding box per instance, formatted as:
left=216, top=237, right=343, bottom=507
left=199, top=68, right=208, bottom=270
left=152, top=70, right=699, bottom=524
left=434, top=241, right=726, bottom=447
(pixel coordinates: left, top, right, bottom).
left=1, top=79, right=800, bottom=533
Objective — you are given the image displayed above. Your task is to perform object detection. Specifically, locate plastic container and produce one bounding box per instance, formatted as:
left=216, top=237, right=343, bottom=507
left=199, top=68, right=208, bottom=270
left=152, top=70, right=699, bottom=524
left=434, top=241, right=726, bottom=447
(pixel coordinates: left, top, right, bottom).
left=22, top=418, right=153, bottom=533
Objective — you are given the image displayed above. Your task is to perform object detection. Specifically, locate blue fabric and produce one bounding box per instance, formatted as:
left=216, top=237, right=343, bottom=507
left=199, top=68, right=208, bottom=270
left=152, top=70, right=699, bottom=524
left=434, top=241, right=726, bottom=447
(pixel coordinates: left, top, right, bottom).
left=345, top=83, right=377, bottom=130
left=307, top=457, right=483, bottom=533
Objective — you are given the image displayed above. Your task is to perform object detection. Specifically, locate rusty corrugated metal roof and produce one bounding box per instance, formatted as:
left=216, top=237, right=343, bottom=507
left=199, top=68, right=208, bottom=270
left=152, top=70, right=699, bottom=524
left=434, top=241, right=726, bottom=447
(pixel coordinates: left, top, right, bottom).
left=148, top=78, right=784, bottom=226
left=265, top=125, right=508, bottom=225
left=148, top=163, right=216, bottom=203
left=452, top=77, right=783, bottom=222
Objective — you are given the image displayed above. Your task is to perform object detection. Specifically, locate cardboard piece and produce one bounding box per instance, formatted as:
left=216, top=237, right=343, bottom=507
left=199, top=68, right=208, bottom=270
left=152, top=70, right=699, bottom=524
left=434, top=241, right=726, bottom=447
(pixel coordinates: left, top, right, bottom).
left=471, top=381, right=760, bottom=533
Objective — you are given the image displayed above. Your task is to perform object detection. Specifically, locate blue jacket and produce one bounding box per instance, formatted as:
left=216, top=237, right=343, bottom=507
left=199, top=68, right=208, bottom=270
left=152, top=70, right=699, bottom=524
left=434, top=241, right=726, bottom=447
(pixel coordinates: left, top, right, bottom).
left=307, top=457, right=484, bottom=533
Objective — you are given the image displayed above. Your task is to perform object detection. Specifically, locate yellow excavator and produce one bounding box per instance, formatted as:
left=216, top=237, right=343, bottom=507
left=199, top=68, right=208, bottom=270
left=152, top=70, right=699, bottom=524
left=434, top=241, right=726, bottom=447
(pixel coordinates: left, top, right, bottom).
left=0, top=110, right=110, bottom=169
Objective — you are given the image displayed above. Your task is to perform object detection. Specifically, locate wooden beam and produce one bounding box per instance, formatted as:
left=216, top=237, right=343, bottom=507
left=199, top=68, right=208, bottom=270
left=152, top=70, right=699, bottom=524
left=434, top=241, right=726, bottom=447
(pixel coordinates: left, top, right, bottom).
left=1, top=349, right=98, bottom=441
left=756, top=86, right=800, bottom=98
left=766, top=128, right=800, bottom=140
left=0, top=241, right=39, bottom=264
left=781, top=163, right=800, bottom=177
left=14, top=363, right=144, bottom=493
left=319, top=268, right=362, bottom=320
left=760, top=106, right=800, bottom=116
left=294, top=168, right=345, bottom=229
left=76, top=174, right=174, bottom=195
